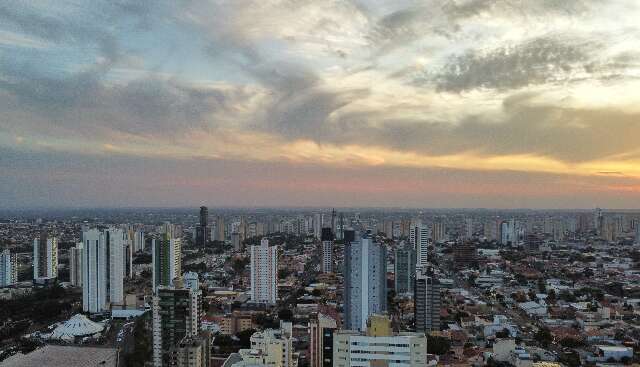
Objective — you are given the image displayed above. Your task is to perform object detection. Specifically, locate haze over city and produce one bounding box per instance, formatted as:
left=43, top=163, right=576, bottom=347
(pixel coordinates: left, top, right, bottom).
left=2, top=1, right=640, bottom=209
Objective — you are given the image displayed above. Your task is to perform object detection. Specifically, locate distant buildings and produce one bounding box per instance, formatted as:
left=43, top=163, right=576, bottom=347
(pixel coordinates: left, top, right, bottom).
left=409, top=220, right=429, bottom=269
left=215, top=216, right=225, bottom=241
left=152, top=277, right=203, bottom=367
left=0, top=249, right=18, bottom=287
left=454, top=242, right=477, bottom=270
left=314, top=213, right=322, bottom=240
left=250, top=238, right=278, bottom=304
left=134, top=230, right=146, bottom=252
left=152, top=230, right=182, bottom=292
left=432, top=222, right=446, bottom=243
left=333, top=315, right=427, bottom=367
left=344, top=233, right=387, bottom=331
left=33, top=232, right=58, bottom=280
left=500, top=219, right=523, bottom=245
left=82, top=228, right=125, bottom=313
left=69, top=243, right=82, bottom=287
left=196, top=206, right=209, bottom=248
left=321, top=227, right=333, bottom=273
left=464, top=218, right=474, bottom=240
left=394, top=242, right=415, bottom=296
left=415, top=271, right=441, bottom=333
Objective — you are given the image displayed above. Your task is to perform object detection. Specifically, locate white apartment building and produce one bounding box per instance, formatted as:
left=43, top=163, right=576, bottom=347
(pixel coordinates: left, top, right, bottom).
left=33, top=233, right=58, bottom=280
left=69, top=243, right=83, bottom=287
left=250, top=238, right=278, bottom=304
left=82, top=227, right=125, bottom=313
left=0, top=249, right=18, bottom=287
left=409, top=220, right=429, bottom=269
left=333, top=316, right=427, bottom=367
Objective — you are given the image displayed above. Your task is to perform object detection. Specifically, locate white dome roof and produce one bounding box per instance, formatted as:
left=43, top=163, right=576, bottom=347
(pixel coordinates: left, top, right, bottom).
left=50, top=314, right=104, bottom=340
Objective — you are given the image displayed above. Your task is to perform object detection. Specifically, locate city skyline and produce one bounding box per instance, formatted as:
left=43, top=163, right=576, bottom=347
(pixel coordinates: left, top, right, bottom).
left=2, top=1, right=640, bottom=209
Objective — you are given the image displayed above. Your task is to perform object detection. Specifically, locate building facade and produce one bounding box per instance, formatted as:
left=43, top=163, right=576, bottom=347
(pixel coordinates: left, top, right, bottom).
left=409, top=220, right=429, bottom=269
left=415, top=271, right=441, bottom=333
left=309, top=312, right=339, bottom=367
left=344, top=234, right=387, bottom=331
left=250, top=238, right=278, bottom=304
left=321, top=227, right=333, bottom=273
left=134, top=230, right=146, bottom=252
left=153, top=231, right=182, bottom=292
left=33, top=232, right=58, bottom=280
left=394, top=242, right=416, bottom=296
left=0, top=249, right=18, bottom=287
left=69, top=243, right=83, bottom=287
left=153, top=279, right=202, bottom=367
left=196, top=206, right=209, bottom=249
left=333, top=316, right=427, bottom=367
left=82, top=227, right=125, bottom=313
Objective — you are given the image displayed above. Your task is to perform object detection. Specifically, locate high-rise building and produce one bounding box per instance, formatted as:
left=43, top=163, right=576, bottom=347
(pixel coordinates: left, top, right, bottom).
left=153, top=232, right=182, bottom=292
left=333, top=315, right=427, bottom=367
left=153, top=278, right=202, bottom=367
left=216, top=216, right=225, bottom=241
left=314, top=213, right=322, bottom=240
left=33, top=232, right=58, bottom=280
left=453, top=242, right=477, bottom=270
left=69, top=243, right=83, bottom=287
left=123, top=229, right=134, bottom=279
left=464, top=218, right=474, bottom=240
left=134, top=230, right=146, bottom=252
left=231, top=232, right=241, bottom=252
left=409, top=220, right=429, bottom=269
left=432, top=222, right=446, bottom=243
left=344, top=234, right=387, bottom=331
left=250, top=238, right=278, bottom=304
left=196, top=206, right=209, bottom=248
left=415, top=271, right=441, bottom=333
left=0, top=249, right=18, bottom=287
left=500, top=219, right=522, bottom=245
left=321, top=228, right=333, bottom=273
left=108, top=228, right=125, bottom=305
left=82, top=227, right=125, bottom=313
left=636, top=225, right=640, bottom=245
left=309, top=310, right=339, bottom=367
left=595, top=208, right=604, bottom=236
left=394, top=242, right=416, bottom=296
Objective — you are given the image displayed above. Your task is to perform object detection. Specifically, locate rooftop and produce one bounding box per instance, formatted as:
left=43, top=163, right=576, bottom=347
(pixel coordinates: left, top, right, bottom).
left=1, top=345, right=118, bottom=367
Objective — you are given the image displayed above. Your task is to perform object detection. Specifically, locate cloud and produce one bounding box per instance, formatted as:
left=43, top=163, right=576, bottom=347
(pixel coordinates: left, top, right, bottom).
left=419, top=36, right=594, bottom=92
left=2, top=0, right=640, bottom=208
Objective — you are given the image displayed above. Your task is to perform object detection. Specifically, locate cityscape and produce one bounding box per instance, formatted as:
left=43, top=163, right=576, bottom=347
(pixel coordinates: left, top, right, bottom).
left=2, top=1, right=640, bottom=367
left=1, top=208, right=640, bottom=366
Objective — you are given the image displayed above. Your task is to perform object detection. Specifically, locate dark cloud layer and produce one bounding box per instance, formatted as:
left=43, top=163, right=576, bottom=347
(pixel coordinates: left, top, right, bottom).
left=431, top=37, right=594, bottom=92
left=1, top=0, right=639, bottom=208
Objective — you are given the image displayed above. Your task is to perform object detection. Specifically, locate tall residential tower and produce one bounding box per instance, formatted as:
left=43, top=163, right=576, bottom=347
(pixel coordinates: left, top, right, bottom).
left=343, top=233, right=387, bottom=331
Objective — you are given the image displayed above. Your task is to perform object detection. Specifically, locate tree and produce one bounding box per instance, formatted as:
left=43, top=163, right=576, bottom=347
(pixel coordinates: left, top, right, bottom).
left=537, top=279, right=547, bottom=293
left=534, top=327, right=553, bottom=348
left=124, top=316, right=152, bottom=367
left=278, top=308, right=293, bottom=321
left=237, top=329, right=256, bottom=348
left=495, top=328, right=510, bottom=338
left=547, top=289, right=557, bottom=304
left=560, top=337, right=584, bottom=348
left=558, top=351, right=581, bottom=367
left=427, top=335, right=451, bottom=355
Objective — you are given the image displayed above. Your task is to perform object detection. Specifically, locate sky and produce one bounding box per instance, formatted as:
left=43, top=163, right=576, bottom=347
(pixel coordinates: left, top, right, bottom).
left=1, top=0, right=640, bottom=209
